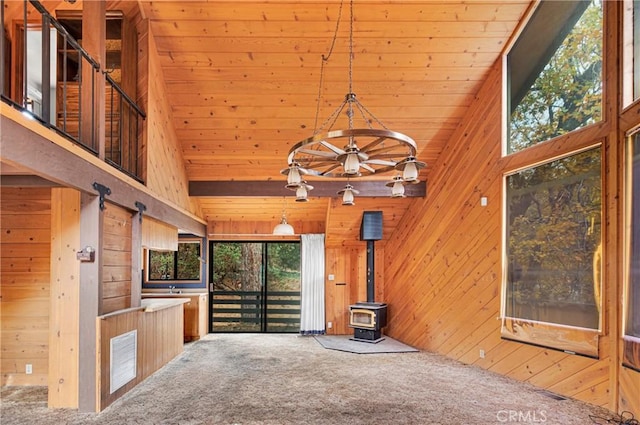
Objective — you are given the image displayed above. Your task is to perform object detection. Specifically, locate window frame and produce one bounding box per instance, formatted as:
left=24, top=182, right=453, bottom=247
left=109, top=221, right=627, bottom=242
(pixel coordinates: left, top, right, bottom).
left=143, top=237, right=206, bottom=289
left=500, top=144, right=604, bottom=358
left=504, top=0, right=604, bottom=156
left=623, top=129, right=640, bottom=371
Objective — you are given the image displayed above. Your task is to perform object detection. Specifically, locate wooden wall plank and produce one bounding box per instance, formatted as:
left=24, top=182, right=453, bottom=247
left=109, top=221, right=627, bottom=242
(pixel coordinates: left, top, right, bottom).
left=143, top=2, right=530, bottom=23
left=0, top=188, right=51, bottom=387
left=141, top=217, right=178, bottom=251
left=48, top=188, right=80, bottom=408
left=619, top=366, right=640, bottom=415
left=144, top=31, right=202, bottom=218
left=207, top=219, right=324, bottom=236
left=382, top=51, right=619, bottom=411
left=101, top=203, right=132, bottom=315
left=324, top=243, right=382, bottom=335
left=150, top=19, right=519, bottom=39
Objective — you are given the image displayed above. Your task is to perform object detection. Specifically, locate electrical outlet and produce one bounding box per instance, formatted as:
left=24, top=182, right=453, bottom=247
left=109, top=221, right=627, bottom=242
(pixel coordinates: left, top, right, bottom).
left=327, top=321, right=333, bottom=329
left=479, top=349, right=485, bottom=359
left=25, top=364, right=32, bottom=374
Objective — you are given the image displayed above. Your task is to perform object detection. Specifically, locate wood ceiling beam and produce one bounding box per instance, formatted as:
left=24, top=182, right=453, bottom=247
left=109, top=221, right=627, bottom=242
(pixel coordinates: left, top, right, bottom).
left=0, top=107, right=206, bottom=236
left=0, top=175, right=61, bottom=187
left=189, top=180, right=426, bottom=198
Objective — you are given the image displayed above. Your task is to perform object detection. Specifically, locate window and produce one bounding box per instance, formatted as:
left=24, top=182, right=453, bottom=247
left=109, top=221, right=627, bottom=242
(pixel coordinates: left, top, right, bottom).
left=502, top=147, right=602, bottom=356
left=147, top=239, right=203, bottom=282
left=633, top=1, right=640, bottom=101
left=624, top=133, right=640, bottom=370
left=507, top=0, right=602, bottom=154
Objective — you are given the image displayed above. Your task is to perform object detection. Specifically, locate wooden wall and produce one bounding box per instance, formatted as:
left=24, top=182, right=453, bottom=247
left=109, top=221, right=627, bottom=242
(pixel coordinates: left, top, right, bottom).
left=383, top=1, right=639, bottom=415
left=142, top=216, right=178, bottom=250
left=208, top=219, right=324, bottom=237
left=49, top=188, right=80, bottom=408
left=102, top=202, right=133, bottom=314
left=324, top=245, right=384, bottom=335
left=97, top=304, right=183, bottom=410
left=144, top=26, right=202, bottom=218
left=0, top=187, right=51, bottom=386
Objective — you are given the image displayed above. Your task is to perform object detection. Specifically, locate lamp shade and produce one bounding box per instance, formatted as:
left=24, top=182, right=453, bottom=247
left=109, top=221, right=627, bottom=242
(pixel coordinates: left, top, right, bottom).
left=287, top=166, right=302, bottom=185
left=402, top=161, right=418, bottom=182
left=337, top=184, right=359, bottom=206
left=296, top=185, right=308, bottom=201
left=342, top=190, right=354, bottom=205
left=395, top=156, right=425, bottom=183
left=273, top=217, right=295, bottom=235
left=293, top=182, right=313, bottom=202
left=343, top=153, right=360, bottom=175
left=391, top=180, right=405, bottom=197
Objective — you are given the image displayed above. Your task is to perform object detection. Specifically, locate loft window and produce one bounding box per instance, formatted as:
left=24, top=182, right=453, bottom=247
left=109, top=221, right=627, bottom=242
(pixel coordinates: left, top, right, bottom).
left=507, top=0, right=602, bottom=154
left=148, top=239, right=202, bottom=282
left=502, top=147, right=602, bottom=356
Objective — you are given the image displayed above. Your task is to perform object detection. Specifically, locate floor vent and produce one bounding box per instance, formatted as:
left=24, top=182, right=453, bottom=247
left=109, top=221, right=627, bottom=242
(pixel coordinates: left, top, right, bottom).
left=535, top=389, right=567, bottom=400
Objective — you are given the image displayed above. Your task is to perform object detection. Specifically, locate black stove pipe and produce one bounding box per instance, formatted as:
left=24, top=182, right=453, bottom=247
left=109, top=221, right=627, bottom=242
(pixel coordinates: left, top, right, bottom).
left=366, top=240, right=375, bottom=303
left=361, top=211, right=383, bottom=303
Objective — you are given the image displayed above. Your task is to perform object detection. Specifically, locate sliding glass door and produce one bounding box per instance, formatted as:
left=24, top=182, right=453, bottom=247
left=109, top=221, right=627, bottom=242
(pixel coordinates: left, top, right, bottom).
left=210, top=242, right=300, bottom=333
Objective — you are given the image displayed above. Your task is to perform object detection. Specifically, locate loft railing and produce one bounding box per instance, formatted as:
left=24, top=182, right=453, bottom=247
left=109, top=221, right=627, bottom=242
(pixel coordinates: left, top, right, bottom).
left=0, top=0, right=146, bottom=182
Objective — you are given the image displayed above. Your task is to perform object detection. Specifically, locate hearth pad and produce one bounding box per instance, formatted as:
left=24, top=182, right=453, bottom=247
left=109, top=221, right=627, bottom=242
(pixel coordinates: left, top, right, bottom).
left=314, top=335, right=419, bottom=354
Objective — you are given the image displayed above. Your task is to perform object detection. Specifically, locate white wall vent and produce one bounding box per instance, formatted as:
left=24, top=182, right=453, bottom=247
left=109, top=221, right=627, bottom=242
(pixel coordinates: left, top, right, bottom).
left=110, top=330, right=137, bottom=394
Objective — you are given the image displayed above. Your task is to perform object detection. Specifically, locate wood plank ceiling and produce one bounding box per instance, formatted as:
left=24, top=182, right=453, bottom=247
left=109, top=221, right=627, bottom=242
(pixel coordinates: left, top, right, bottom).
left=3, top=0, right=531, bottom=243
left=136, top=0, right=531, bottom=242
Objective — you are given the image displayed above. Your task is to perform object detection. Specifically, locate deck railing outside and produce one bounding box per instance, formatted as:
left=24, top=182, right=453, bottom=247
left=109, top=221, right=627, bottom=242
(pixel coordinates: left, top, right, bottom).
left=0, top=0, right=145, bottom=182
left=212, top=290, right=302, bottom=333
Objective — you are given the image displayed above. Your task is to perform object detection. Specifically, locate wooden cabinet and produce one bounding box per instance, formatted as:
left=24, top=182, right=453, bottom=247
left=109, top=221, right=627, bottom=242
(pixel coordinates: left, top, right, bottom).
left=141, top=293, right=209, bottom=342
left=183, top=294, right=208, bottom=342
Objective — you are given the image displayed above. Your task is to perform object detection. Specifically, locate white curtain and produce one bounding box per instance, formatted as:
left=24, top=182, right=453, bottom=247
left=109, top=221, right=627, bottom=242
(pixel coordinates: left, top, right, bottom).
left=300, top=234, right=325, bottom=335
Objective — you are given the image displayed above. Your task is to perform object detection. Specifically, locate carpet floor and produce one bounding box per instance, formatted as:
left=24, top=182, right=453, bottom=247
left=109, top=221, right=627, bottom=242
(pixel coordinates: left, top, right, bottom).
left=1, top=333, right=616, bottom=425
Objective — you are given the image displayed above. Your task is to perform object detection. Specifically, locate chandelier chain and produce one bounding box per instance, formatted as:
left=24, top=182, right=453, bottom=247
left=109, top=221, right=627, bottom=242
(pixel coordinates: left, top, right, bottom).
left=315, top=97, right=347, bottom=135
left=313, top=0, right=346, bottom=134
left=349, top=0, right=354, bottom=95
left=355, top=100, right=388, bottom=130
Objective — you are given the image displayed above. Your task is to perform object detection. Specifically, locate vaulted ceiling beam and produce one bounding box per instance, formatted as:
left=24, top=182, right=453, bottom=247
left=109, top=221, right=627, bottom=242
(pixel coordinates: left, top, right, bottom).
left=189, top=180, right=426, bottom=198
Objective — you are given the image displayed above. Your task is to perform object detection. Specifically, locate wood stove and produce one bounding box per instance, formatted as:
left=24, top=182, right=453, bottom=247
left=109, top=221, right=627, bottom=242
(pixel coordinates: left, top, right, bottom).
left=349, top=211, right=388, bottom=343
left=349, top=302, right=387, bottom=342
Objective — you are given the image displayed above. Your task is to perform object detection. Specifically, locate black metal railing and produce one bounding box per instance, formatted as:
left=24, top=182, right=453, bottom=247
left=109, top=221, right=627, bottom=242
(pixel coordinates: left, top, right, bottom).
left=212, top=290, right=301, bottom=333
left=0, top=0, right=145, bottom=182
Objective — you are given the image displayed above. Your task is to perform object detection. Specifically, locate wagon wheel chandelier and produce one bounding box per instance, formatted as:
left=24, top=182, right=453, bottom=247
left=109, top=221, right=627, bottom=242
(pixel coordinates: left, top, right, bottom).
left=281, top=0, right=425, bottom=205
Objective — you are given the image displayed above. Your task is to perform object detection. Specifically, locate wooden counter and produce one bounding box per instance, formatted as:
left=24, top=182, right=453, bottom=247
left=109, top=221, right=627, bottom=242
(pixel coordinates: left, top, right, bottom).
left=141, top=297, right=189, bottom=312
left=141, top=293, right=209, bottom=341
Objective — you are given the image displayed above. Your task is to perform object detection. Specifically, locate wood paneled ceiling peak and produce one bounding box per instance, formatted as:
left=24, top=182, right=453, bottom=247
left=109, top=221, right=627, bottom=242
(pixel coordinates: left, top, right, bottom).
left=43, top=0, right=530, bottom=242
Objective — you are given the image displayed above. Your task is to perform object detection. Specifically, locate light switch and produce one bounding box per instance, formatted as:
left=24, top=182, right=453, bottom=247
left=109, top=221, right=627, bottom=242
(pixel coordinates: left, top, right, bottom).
left=480, top=196, right=488, bottom=207
left=328, top=274, right=335, bottom=281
